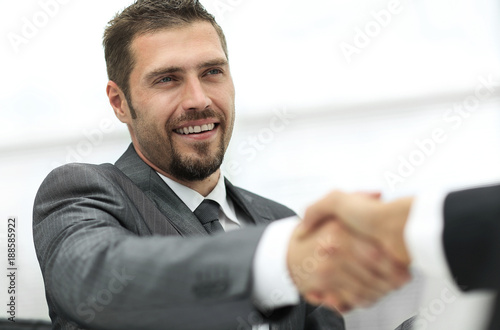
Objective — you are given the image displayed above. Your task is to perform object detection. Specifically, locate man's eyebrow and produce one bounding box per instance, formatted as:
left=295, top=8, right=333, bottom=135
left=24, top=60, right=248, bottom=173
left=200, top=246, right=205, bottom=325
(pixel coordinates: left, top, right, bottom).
left=197, top=59, right=229, bottom=69
left=144, top=66, right=183, bottom=82
left=144, top=59, right=228, bottom=82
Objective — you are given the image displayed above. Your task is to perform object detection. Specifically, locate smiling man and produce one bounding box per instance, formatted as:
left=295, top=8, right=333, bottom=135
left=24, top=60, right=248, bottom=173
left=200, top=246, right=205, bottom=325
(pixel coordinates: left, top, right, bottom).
left=32, top=1, right=408, bottom=329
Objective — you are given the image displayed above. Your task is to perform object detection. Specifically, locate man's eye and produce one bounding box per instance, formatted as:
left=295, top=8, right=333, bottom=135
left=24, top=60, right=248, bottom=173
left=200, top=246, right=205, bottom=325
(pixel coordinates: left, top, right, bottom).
left=159, top=77, right=172, bottom=83
left=207, top=69, right=222, bottom=75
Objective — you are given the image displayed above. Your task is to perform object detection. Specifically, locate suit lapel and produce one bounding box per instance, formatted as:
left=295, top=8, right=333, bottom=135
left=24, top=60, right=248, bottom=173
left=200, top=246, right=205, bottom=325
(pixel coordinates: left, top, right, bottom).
left=225, top=178, right=275, bottom=226
left=115, top=144, right=206, bottom=237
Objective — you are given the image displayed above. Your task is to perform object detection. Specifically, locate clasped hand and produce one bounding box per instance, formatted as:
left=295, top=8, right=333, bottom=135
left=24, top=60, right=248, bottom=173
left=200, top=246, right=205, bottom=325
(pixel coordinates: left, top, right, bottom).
left=287, top=191, right=413, bottom=312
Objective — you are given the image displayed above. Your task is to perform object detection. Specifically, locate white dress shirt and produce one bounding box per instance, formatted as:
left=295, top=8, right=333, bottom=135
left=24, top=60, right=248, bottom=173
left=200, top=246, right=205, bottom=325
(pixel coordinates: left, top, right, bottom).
left=158, top=171, right=300, bottom=329
left=405, top=189, right=495, bottom=330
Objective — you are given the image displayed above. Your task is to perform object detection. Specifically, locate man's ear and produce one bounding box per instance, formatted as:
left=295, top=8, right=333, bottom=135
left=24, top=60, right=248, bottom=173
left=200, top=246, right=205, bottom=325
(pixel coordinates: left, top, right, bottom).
left=107, top=81, right=133, bottom=123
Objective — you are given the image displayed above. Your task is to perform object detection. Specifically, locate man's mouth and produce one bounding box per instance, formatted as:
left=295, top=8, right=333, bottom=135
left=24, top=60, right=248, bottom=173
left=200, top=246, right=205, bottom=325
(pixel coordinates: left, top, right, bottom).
left=175, top=123, right=217, bottom=135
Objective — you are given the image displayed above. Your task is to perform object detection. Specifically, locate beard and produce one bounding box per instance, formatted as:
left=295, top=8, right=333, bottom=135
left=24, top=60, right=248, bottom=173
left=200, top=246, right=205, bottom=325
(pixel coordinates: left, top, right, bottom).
left=168, top=137, right=225, bottom=182
left=131, top=105, right=232, bottom=182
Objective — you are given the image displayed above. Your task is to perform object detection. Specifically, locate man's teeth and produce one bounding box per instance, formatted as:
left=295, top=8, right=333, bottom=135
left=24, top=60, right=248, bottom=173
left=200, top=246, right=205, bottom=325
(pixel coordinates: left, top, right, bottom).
left=176, top=123, right=216, bottom=135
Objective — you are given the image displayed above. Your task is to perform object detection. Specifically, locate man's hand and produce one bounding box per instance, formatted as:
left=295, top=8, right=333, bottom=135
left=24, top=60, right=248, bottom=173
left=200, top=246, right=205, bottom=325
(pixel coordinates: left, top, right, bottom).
left=287, top=219, right=410, bottom=312
left=300, top=191, right=414, bottom=265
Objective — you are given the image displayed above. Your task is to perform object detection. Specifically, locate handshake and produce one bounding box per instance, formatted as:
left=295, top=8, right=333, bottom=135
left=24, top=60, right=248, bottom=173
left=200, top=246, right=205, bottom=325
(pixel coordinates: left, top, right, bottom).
left=287, top=191, right=415, bottom=313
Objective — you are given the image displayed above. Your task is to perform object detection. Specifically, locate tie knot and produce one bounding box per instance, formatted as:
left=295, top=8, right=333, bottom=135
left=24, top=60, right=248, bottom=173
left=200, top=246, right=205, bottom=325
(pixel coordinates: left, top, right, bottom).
left=194, top=199, right=220, bottom=226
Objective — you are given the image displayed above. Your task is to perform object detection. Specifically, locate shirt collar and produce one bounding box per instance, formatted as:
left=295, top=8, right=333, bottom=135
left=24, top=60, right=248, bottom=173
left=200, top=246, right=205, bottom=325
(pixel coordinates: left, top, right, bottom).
left=157, top=171, right=239, bottom=223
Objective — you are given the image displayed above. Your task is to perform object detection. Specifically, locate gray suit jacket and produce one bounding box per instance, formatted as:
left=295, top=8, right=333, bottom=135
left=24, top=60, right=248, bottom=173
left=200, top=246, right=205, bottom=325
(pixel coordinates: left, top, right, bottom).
left=33, top=144, right=344, bottom=330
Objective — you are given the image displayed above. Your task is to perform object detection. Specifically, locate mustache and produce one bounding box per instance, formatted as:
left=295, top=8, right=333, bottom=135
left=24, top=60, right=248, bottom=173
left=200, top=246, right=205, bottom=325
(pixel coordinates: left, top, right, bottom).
left=169, top=109, right=223, bottom=127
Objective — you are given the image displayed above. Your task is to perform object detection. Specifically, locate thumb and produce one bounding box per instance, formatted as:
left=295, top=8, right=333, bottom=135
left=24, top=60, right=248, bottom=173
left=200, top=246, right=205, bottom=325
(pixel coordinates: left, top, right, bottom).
left=298, top=191, right=344, bottom=237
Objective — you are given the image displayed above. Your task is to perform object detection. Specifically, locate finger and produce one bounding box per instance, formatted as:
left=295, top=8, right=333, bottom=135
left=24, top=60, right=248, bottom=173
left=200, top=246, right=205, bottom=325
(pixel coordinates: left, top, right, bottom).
left=306, top=192, right=379, bottom=239
left=295, top=215, right=334, bottom=239
left=322, top=293, right=351, bottom=313
left=348, top=232, right=411, bottom=289
left=300, top=191, right=344, bottom=237
left=304, top=291, right=324, bottom=306
left=328, top=256, right=391, bottom=304
left=314, top=244, right=390, bottom=304
left=324, top=225, right=409, bottom=298
left=355, top=191, right=382, bottom=200
left=339, top=257, right=393, bottom=298
left=320, top=282, right=374, bottom=312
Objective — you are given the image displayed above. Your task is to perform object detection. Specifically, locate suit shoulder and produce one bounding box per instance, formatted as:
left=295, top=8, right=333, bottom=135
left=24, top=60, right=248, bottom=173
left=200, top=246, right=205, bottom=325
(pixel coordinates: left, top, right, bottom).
left=33, top=162, right=139, bottom=232
left=38, top=163, right=117, bottom=189
left=35, top=163, right=122, bottom=207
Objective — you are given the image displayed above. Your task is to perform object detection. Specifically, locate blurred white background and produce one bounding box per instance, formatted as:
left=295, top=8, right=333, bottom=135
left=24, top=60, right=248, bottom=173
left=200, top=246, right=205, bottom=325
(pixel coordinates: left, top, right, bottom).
left=1, top=0, right=500, bottom=329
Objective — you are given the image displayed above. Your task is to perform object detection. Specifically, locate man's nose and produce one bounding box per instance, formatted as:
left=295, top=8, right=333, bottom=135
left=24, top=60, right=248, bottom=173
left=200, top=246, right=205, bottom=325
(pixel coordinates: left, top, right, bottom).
left=180, top=77, right=212, bottom=111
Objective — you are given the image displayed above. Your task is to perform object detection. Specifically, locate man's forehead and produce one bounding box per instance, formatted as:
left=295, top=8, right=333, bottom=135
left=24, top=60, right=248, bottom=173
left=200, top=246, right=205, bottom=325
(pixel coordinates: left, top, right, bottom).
left=131, top=22, right=223, bottom=56
left=129, top=22, right=226, bottom=74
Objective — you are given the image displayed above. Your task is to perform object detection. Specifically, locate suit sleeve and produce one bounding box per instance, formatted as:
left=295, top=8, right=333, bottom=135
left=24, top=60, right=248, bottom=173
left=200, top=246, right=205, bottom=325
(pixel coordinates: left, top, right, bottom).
left=406, top=184, right=500, bottom=292
left=443, top=184, right=500, bottom=291
left=33, top=164, right=267, bottom=330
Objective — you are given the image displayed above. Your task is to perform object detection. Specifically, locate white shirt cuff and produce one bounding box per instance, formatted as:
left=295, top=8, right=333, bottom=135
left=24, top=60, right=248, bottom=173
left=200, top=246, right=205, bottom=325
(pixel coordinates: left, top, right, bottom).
left=404, top=189, right=456, bottom=283
left=252, top=216, right=301, bottom=313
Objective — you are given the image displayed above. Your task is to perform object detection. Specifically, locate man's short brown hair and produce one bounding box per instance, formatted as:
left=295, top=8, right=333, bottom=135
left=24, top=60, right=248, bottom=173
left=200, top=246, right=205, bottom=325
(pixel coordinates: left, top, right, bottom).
left=103, top=0, right=228, bottom=106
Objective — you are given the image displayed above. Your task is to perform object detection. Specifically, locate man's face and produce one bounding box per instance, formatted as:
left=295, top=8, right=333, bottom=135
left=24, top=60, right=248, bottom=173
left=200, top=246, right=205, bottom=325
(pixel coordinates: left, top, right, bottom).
left=124, top=21, right=235, bottom=182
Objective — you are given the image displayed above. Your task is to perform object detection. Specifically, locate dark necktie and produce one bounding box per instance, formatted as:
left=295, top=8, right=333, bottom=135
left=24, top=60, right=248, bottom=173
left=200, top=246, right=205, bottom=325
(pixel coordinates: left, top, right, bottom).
left=194, top=199, right=224, bottom=234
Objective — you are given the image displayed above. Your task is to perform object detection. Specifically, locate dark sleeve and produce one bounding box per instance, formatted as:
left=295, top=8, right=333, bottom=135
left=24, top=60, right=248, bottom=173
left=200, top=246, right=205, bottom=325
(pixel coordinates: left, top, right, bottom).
left=442, top=184, right=500, bottom=291
left=263, top=301, right=344, bottom=330
left=304, top=304, right=345, bottom=330
left=33, top=164, right=267, bottom=330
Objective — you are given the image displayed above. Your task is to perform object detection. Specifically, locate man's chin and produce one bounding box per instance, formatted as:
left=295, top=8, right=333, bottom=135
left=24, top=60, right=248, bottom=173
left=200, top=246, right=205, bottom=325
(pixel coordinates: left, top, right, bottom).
left=169, top=166, right=220, bottom=182
left=167, top=154, right=222, bottom=181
